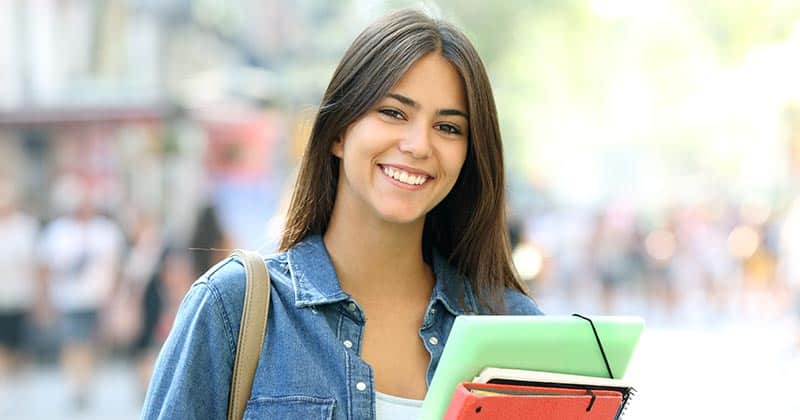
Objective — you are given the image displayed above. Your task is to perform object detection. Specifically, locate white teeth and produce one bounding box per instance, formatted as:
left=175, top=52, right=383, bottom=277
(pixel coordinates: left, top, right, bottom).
left=381, top=166, right=428, bottom=186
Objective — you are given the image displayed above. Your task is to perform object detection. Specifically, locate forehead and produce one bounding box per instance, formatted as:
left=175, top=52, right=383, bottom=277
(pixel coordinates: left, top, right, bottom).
left=389, top=53, right=467, bottom=112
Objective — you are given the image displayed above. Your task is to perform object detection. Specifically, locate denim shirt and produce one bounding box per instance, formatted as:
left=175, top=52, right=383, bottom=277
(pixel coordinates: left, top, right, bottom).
left=142, top=234, right=542, bottom=419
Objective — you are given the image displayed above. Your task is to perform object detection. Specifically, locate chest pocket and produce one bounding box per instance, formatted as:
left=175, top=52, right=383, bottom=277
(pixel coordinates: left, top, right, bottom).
left=244, top=395, right=336, bottom=420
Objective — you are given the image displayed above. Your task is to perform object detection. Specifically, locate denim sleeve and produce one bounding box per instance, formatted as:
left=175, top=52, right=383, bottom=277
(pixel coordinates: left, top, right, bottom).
left=141, top=281, right=236, bottom=419
left=504, top=288, right=545, bottom=315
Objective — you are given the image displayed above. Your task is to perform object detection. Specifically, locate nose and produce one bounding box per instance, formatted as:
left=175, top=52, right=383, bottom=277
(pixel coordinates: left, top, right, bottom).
left=398, top=123, right=432, bottom=159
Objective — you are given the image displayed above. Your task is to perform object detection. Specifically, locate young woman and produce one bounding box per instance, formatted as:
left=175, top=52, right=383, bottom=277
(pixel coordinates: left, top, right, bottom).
left=142, top=9, right=542, bottom=419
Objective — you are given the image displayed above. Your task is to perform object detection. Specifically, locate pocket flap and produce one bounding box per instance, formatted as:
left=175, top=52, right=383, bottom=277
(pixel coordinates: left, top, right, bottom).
left=244, top=395, right=335, bottom=419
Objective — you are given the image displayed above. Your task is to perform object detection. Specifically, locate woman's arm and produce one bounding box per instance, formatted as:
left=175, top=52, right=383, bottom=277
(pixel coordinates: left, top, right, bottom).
left=142, top=281, right=236, bottom=419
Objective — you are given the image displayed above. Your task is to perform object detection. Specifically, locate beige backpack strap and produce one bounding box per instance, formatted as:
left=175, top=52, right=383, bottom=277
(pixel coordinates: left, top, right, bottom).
left=227, top=249, right=271, bottom=420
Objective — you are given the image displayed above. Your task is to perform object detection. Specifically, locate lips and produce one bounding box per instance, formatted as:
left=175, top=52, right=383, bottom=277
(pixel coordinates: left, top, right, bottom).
left=378, top=164, right=433, bottom=178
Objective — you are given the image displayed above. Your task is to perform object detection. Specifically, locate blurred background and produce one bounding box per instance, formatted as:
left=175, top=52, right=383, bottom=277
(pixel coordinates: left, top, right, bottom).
left=1, top=0, right=799, bottom=419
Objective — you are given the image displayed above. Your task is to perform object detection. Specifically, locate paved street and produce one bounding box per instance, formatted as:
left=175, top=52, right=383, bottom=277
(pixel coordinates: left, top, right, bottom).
left=0, top=359, right=141, bottom=420
left=625, top=321, right=800, bottom=419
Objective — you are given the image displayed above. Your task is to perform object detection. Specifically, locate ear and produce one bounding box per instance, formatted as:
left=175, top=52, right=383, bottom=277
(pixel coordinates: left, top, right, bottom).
left=331, top=135, right=344, bottom=158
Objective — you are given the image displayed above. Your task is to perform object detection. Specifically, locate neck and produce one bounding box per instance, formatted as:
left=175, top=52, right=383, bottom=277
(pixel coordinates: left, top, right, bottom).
left=323, top=206, right=432, bottom=302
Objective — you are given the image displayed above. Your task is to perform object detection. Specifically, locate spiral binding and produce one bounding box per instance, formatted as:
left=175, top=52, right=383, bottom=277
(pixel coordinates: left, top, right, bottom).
left=616, top=387, right=637, bottom=419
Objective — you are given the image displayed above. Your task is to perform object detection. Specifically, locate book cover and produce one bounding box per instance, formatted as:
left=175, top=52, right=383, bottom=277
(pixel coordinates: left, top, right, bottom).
left=472, top=367, right=636, bottom=419
left=444, top=382, right=623, bottom=420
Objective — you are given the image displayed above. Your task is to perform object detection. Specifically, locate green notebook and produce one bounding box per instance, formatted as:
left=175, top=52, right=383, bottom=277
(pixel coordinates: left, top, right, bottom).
left=419, top=315, right=644, bottom=419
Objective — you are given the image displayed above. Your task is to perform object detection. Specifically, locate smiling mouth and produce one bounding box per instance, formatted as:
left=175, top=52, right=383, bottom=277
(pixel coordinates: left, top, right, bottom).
left=379, top=165, right=430, bottom=187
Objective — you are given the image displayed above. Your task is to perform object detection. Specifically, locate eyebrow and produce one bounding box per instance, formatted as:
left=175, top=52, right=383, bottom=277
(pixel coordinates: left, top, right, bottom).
left=386, top=93, right=469, bottom=119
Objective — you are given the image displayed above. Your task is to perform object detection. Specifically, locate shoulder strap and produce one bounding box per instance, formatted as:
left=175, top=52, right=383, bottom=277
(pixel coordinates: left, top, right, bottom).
left=227, top=249, right=271, bottom=420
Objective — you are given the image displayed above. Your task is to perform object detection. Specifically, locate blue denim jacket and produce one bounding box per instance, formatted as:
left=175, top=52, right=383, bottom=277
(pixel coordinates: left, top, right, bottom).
left=142, top=234, right=542, bottom=419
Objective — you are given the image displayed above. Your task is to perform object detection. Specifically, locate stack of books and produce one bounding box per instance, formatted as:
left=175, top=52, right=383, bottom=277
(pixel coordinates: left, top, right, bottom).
left=443, top=367, right=636, bottom=420
left=417, top=315, right=644, bottom=419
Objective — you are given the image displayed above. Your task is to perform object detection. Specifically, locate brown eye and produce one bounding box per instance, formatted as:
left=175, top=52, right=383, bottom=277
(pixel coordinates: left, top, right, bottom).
left=436, top=123, right=462, bottom=135
left=379, top=108, right=406, bottom=120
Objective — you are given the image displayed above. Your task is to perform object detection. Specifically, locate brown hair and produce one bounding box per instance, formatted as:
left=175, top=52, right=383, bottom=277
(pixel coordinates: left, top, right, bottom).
left=280, top=9, right=528, bottom=313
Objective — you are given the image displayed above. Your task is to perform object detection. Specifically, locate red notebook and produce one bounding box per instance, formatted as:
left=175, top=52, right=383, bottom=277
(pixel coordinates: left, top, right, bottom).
left=444, top=382, right=623, bottom=420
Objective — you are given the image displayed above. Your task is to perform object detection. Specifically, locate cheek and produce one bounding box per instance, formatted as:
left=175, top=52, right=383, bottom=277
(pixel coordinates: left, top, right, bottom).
left=444, top=141, right=469, bottom=176
left=341, top=120, right=383, bottom=159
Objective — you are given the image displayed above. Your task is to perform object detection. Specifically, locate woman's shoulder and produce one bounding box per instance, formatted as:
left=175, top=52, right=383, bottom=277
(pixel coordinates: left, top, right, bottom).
left=502, top=287, right=544, bottom=315
left=194, top=251, right=291, bottom=309
left=199, top=250, right=291, bottom=284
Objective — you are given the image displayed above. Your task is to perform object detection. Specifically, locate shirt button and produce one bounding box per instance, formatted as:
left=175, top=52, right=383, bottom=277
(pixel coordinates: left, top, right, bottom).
left=430, top=308, right=436, bottom=314
left=429, top=336, right=439, bottom=346
left=347, top=302, right=357, bottom=312
left=343, top=340, right=353, bottom=349
left=356, top=382, right=367, bottom=391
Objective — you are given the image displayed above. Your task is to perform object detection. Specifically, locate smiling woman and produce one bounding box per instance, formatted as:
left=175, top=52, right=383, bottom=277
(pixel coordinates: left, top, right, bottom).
left=142, top=8, right=542, bottom=420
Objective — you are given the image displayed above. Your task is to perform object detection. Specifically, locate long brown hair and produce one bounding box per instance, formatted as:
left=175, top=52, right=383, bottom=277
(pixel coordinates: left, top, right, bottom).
left=280, top=9, right=528, bottom=313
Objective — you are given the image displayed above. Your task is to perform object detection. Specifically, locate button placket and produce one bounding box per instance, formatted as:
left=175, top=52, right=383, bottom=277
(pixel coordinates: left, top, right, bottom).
left=422, top=304, right=439, bottom=328
left=339, top=301, right=363, bottom=355
left=344, top=332, right=374, bottom=419
left=421, top=315, right=447, bottom=386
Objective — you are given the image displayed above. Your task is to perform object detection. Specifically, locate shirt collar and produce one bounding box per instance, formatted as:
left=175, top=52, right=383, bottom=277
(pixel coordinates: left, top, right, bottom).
left=286, top=234, right=478, bottom=315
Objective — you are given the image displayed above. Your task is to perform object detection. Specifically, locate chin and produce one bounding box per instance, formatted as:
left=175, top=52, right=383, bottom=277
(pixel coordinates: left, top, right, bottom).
left=374, top=205, right=427, bottom=226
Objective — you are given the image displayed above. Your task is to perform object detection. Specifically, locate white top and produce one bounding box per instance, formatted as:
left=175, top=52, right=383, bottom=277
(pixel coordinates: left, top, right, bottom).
left=38, top=216, right=124, bottom=312
left=375, top=391, right=423, bottom=420
left=0, top=211, right=38, bottom=310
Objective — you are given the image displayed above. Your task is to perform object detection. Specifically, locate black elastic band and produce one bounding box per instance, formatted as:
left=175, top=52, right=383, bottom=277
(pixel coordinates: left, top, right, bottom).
left=584, top=388, right=596, bottom=412
left=571, top=314, right=614, bottom=379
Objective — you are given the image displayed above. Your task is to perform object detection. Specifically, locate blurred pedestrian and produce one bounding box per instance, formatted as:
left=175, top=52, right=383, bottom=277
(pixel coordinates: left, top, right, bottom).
left=0, top=175, right=38, bottom=379
left=189, top=204, right=233, bottom=277
left=37, top=175, right=124, bottom=410
left=127, top=244, right=194, bottom=401
left=152, top=248, right=195, bottom=348
left=114, top=211, right=166, bottom=398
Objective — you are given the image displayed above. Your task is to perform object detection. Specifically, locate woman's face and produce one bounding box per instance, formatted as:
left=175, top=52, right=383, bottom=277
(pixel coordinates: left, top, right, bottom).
left=332, top=52, right=469, bottom=226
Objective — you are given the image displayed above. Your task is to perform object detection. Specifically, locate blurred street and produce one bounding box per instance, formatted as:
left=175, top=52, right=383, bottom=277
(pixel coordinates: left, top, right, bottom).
left=0, top=359, right=140, bottom=420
